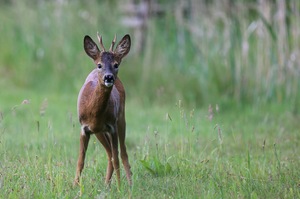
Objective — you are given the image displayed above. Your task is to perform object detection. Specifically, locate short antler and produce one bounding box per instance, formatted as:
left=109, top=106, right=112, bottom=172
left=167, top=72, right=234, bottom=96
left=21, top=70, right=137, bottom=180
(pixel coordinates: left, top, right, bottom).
left=109, top=34, right=117, bottom=52
left=97, top=32, right=106, bottom=52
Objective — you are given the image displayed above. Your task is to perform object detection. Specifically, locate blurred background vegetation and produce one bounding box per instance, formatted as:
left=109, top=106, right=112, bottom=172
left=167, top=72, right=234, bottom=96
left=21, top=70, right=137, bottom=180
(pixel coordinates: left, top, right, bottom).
left=0, top=0, right=299, bottom=110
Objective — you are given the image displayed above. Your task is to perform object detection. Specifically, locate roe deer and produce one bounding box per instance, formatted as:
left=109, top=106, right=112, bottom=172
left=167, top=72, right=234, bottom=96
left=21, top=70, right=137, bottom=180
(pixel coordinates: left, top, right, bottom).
left=74, top=33, right=132, bottom=187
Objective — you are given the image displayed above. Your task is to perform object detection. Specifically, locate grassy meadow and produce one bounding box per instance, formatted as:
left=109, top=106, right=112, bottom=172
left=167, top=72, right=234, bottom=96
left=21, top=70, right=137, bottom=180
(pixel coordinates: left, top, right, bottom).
left=0, top=0, right=300, bottom=198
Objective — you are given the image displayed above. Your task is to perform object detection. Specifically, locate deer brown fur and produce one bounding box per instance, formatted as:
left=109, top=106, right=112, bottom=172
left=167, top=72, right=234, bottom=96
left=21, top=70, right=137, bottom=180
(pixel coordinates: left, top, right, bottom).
left=74, top=33, right=132, bottom=187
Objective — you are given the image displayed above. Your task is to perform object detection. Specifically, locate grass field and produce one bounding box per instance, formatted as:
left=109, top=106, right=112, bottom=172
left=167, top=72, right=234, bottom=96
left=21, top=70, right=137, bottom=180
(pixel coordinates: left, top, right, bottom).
left=1, top=89, right=299, bottom=198
left=0, top=0, right=300, bottom=198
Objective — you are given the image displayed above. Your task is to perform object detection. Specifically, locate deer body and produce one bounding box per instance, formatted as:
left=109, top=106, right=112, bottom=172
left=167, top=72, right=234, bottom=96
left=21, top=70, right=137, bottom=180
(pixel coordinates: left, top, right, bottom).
left=77, top=72, right=123, bottom=134
left=74, top=33, right=132, bottom=187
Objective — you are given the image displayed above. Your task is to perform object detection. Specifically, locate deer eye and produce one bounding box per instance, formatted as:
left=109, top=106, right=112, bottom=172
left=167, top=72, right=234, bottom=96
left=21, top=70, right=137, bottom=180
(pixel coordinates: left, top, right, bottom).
left=97, top=64, right=102, bottom=69
left=114, top=63, right=119, bottom=69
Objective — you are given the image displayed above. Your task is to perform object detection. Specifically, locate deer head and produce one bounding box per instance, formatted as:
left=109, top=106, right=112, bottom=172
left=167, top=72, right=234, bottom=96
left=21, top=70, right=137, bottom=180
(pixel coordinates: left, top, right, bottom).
left=83, top=33, right=131, bottom=87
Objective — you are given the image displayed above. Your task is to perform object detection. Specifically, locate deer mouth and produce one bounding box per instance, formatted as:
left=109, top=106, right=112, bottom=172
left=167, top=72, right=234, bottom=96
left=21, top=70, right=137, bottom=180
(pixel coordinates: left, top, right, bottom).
left=104, top=81, right=114, bottom=87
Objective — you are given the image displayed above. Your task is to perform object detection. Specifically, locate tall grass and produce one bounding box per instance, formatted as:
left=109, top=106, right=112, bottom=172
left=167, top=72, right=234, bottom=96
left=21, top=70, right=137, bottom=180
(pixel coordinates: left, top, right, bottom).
left=0, top=0, right=299, bottom=108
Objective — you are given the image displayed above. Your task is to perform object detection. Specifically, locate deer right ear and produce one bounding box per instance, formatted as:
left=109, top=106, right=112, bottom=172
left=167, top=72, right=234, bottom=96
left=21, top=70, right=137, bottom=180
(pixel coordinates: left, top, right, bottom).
left=84, top=36, right=100, bottom=60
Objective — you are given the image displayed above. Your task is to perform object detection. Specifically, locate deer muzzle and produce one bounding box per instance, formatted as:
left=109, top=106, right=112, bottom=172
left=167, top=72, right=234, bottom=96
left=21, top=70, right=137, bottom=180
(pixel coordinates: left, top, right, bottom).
left=103, top=74, right=115, bottom=87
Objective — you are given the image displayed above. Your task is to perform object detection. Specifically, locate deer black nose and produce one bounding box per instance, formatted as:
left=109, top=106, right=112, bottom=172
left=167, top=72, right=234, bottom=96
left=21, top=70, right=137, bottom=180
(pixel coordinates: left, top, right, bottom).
left=103, top=74, right=115, bottom=87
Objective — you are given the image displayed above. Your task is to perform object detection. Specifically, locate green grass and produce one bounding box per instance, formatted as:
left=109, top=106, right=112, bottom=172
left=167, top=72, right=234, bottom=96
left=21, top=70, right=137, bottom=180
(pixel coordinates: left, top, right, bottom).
left=0, top=89, right=299, bottom=198
left=0, top=1, right=300, bottom=198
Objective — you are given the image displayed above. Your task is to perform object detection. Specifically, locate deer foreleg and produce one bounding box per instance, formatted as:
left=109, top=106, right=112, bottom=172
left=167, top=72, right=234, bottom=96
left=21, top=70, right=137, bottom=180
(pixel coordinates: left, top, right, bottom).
left=74, top=130, right=90, bottom=185
left=95, top=133, right=114, bottom=185
left=109, top=132, right=120, bottom=187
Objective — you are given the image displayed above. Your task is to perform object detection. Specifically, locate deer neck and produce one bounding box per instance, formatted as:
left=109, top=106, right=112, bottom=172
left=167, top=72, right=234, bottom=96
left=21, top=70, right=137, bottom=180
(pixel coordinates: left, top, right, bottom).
left=91, top=81, right=113, bottom=116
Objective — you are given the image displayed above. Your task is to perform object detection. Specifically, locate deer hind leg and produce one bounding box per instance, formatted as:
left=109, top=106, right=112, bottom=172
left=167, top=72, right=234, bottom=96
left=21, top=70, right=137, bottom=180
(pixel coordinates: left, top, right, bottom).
left=74, top=130, right=90, bottom=185
left=118, top=119, right=132, bottom=185
left=95, top=133, right=114, bottom=185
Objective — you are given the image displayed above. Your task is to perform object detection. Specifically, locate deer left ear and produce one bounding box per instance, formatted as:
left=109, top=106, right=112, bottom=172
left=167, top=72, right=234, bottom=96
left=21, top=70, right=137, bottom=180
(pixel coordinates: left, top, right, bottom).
left=114, top=34, right=131, bottom=59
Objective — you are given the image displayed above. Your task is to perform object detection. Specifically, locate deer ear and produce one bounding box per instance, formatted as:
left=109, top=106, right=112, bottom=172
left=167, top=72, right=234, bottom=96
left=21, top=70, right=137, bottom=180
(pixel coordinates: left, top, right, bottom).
left=114, top=34, right=131, bottom=59
left=84, top=35, right=100, bottom=60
